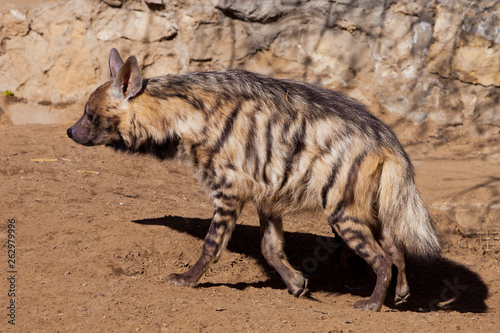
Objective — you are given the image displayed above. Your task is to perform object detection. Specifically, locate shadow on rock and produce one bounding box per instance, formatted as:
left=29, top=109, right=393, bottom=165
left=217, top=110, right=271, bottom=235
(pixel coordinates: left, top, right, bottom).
left=133, top=215, right=488, bottom=313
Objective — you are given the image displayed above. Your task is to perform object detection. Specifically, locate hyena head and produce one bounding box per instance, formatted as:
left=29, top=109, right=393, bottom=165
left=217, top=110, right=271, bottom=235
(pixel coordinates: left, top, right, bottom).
left=67, top=48, right=143, bottom=147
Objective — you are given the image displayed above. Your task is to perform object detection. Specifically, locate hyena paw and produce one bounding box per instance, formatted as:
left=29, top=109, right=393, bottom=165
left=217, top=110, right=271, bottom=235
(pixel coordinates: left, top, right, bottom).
left=289, top=278, right=309, bottom=298
left=165, top=272, right=197, bottom=287
left=394, top=289, right=410, bottom=305
left=353, top=299, right=382, bottom=311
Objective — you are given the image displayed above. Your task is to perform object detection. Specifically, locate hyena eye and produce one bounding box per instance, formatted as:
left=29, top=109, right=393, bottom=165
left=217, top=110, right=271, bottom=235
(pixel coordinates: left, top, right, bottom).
left=87, top=114, right=94, bottom=121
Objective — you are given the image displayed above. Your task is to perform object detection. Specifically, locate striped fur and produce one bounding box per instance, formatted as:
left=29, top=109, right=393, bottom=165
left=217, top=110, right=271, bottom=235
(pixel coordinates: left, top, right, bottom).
left=68, top=49, right=440, bottom=311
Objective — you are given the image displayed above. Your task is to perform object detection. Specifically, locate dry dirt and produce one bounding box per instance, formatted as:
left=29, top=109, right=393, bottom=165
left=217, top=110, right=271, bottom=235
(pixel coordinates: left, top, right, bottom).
left=0, top=119, right=499, bottom=332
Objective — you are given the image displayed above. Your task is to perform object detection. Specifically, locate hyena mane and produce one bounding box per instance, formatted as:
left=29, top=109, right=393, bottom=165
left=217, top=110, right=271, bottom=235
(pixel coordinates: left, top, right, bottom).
left=68, top=49, right=440, bottom=312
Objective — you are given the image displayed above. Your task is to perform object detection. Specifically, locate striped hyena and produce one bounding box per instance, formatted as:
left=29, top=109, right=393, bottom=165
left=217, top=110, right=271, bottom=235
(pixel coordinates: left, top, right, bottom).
left=67, top=49, right=440, bottom=311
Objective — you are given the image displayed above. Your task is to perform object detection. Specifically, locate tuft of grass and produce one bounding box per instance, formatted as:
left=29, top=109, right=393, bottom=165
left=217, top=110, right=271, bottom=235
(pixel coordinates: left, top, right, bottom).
left=2, top=90, right=14, bottom=96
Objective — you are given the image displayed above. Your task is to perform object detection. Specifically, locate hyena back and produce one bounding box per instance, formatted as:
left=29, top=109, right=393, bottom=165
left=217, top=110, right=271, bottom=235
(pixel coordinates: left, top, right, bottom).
left=68, top=49, right=440, bottom=311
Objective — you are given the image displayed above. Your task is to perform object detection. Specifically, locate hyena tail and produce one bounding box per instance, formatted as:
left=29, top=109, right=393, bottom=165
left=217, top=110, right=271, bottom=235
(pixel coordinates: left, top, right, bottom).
left=378, top=154, right=441, bottom=260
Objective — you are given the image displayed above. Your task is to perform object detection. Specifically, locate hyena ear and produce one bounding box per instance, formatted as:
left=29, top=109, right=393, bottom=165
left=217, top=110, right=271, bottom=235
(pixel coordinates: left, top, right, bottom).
left=109, top=48, right=124, bottom=80
left=112, top=56, right=143, bottom=101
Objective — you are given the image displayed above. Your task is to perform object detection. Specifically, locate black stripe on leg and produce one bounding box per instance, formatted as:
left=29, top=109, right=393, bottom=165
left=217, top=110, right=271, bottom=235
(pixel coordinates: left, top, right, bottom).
left=215, top=207, right=237, bottom=220
left=354, top=244, right=371, bottom=258
left=203, top=238, right=219, bottom=249
left=336, top=214, right=364, bottom=225
left=213, top=192, right=239, bottom=201
left=212, top=175, right=233, bottom=190
left=208, top=220, right=229, bottom=234
left=342, top=229, right=369, bottom=244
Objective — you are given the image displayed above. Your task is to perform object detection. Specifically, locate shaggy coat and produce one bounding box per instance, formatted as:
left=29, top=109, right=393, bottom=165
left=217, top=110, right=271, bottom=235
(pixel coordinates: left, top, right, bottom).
left=67, top=49, right=440, bottom=311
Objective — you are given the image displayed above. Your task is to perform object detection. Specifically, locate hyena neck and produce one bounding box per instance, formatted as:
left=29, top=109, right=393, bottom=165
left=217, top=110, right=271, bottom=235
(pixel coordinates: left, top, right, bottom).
left=108, top=87, right=183, bottom=161
left=109, top=131, right=181, bottom=161
left=111, top=76, right=211, bottom=162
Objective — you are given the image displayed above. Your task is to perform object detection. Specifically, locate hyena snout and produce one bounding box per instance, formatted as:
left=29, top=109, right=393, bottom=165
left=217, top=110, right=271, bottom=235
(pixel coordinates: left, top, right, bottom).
left=67, top=119, right=95, bottom=146
left=67, top=124, right=88, bottom=145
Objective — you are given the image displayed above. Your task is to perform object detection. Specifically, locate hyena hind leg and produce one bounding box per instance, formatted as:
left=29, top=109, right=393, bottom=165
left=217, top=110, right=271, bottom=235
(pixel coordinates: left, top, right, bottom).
left=379, top=228, right=410, bottom=305
left=166, top=194, right=242, bottom=287
left=258, top=209, right=309, bottom=297
left=330, top=226, right=359, bottom=272
left=329, top=216, right=392, bottom=311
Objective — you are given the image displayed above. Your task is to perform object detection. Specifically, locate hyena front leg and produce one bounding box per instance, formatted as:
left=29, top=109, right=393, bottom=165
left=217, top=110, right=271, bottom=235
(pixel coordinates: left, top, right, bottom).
left=379, top=227, right=409, bottom=305
left=329, top=215, right=392, bottom=311
left=258, top=209, right=309, bottom=297
left=166, top=193, right=242, bottom=286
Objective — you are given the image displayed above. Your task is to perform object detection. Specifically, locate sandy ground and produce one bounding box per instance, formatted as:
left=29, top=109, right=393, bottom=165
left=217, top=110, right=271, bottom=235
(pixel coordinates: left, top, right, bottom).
left=0, top=120, right=499, bottom=332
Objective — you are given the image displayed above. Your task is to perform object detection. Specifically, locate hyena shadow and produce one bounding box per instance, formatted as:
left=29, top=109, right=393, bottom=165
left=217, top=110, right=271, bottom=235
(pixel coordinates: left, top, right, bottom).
left=133, top=215, right=488, bottom=313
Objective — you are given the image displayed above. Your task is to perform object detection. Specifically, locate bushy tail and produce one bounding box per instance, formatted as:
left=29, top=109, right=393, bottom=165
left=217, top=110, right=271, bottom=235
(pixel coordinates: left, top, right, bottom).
left=378, top=154, right=441, bottom=260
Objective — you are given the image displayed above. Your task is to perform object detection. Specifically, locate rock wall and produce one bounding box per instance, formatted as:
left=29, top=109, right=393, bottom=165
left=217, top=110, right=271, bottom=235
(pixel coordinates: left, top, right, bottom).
left=1, top=0, right=499, bottom=135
